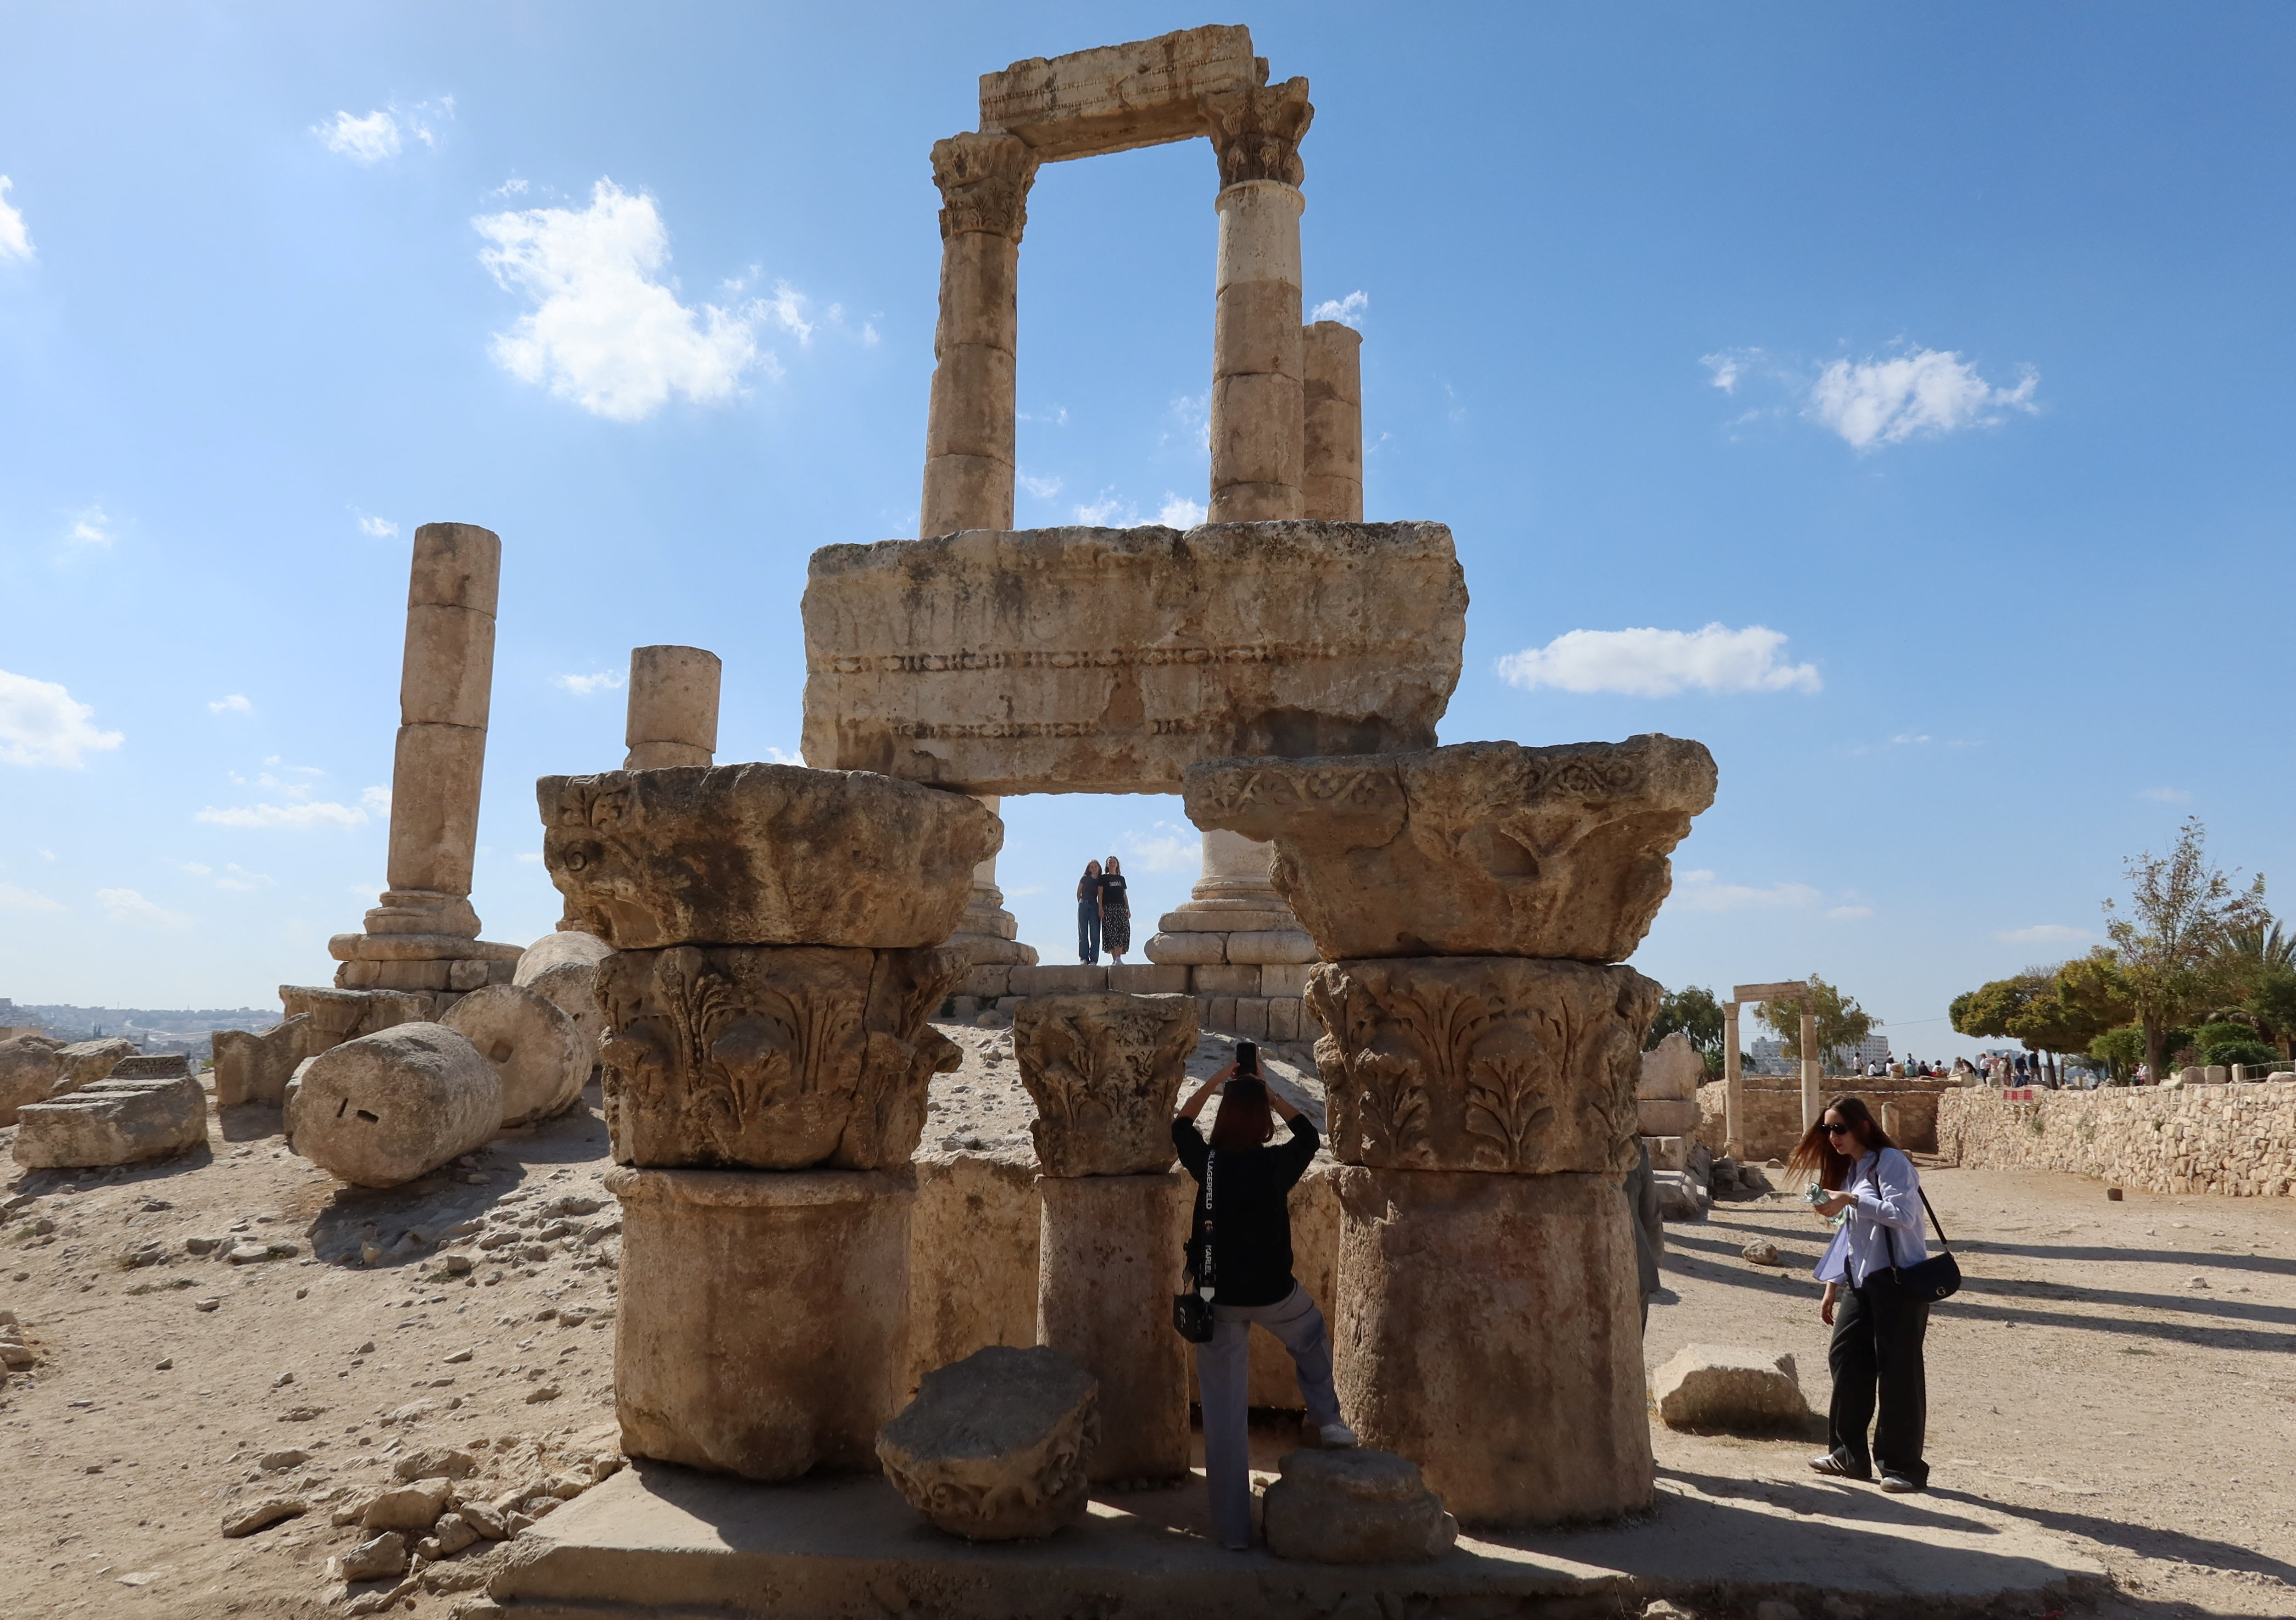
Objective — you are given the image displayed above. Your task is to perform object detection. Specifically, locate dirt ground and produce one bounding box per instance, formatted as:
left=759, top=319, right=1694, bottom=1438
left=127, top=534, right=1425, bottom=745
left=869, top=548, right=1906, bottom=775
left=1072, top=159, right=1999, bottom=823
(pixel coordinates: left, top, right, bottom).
left=3, top=1045, right=2290, bottom=1620
left=1650, top=1162, right=2296, bottom=1620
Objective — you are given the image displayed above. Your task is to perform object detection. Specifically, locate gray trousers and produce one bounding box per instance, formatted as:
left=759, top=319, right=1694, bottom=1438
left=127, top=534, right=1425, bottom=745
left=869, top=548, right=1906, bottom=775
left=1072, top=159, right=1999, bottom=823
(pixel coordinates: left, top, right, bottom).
left=1194, top=1284, right=1343, bottom=1548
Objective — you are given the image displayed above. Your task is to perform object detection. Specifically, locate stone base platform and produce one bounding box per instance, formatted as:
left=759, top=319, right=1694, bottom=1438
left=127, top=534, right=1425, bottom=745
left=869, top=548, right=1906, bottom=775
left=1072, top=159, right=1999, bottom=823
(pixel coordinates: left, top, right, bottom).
left=480, top=1452, right=2102, bottom=1620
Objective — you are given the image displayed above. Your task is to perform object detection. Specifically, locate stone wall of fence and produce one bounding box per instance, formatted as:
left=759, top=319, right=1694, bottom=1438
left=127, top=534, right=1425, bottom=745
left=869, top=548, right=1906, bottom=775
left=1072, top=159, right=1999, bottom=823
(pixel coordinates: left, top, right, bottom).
left=1695, top=1075, right=1966, bottom=1162
left=1936, top=1082, right=2296, bottom=1198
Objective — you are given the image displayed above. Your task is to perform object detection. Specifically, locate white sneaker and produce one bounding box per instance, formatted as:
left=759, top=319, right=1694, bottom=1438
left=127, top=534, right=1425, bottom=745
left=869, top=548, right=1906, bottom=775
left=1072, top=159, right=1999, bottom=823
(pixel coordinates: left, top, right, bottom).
left=1319, top=1422, right=1358, bottom=1448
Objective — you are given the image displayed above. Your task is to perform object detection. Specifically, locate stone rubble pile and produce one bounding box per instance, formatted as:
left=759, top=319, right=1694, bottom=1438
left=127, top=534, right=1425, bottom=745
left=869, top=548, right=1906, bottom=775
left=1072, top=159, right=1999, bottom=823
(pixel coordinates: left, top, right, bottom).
left=14, top=1055, right=208, bottom=1169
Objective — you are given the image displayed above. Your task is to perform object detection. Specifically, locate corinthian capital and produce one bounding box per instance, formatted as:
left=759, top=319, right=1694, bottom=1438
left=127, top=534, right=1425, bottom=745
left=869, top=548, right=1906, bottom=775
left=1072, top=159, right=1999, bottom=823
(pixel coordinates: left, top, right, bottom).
left=1198, top=77, right=1314, bottom=189
left=930, top=133, right=1040, bottom=242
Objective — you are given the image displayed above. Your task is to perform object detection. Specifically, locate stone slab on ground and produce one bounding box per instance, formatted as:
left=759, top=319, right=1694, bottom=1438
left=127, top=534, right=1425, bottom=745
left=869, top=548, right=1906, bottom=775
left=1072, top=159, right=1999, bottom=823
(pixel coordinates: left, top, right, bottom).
left=486, top=1452, right=2103, bottom=1619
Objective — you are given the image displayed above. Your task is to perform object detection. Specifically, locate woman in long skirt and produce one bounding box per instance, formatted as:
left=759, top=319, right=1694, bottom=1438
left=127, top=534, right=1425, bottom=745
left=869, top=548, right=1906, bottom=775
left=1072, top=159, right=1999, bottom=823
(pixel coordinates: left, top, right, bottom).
left=1099, top=855, right=1131, bottom=965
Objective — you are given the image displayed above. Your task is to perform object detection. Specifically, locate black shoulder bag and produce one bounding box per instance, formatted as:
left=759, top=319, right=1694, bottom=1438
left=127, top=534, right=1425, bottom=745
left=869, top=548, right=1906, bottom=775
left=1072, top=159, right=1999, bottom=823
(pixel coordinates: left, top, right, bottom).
left=1173, top=1149, right=1217, bottom=1343
left=1883, top=1157, right=1961, bottom=1302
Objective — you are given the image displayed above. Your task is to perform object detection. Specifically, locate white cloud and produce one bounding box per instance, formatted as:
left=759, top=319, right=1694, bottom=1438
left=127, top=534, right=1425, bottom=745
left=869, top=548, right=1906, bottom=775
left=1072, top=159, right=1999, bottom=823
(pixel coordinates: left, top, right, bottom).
left=2140, top=786, right=2193, bottom=804
left=208, top=693, right=252, bottom=714
left=1676, top=871, right=1825, bottom=913
left=316, top=110, right=402, bottom=164
left=1119, top=821, right=1202, bottom=875
left=1808, top=349, right=2038, bottom=450
left=1163, top=393, right=1209, bottom=454
left=98, top=887, right=193, bottom=930
left=1073, top=491, right=1129, bottom=526
left=474, top=179, right=787, bottom=421
left=0, top=883, right=67, bottom=913
left=213, top=863, right=273, bottom=892
left=176, top=861, right=213, bottom=877
left=1310, top=290, right=1367, bottom=328
left=1017, top=470, right=1064, bottom=500
left=1701, top=351, right=1748, bottom=393
left=1157, top=494, right=1207, bottom=528
left=1997, top=923, right=2091, bottom=944
left=555, top=670, right=625, bottom=697
left=514, top=851, right=544, bottom=864
left=361, top=785, right=392, bottom=816
left=0, top=175, right=32, bottom=262
left=195, top=799, right=369, bottom=829
left=64, top=505, right=112, bottom=547
left=763, top=746, right=802, bottom=765
left=1497, top=624, right=1820, bottom=698
left=1828, top=905, right=1875, bottom=920
left=0, top=669, right=125, bottom=768
left=356, top=513, right=398, bottom=540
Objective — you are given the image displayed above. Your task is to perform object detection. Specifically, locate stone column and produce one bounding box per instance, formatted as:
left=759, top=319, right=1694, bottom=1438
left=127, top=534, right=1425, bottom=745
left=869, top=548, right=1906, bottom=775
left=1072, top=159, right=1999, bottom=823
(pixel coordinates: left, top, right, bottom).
left=919, top=134, right=1037, bottom=539
left=1145, top=829, right=1314, bottom=1041
left=624, top=645, right=721, bottom=769
left=1722, top=1001, right=1743, bottom=1155
left=947, top=793, right=1038, bottom=1001
left=1801, top=1006, right=1821, bottom=1130
left=329, top=523, right=524, bottom=1003
left=1202, top=79, right=1313, bottom=523
left=1016, top=992, right=1198, bottom=1483
left=1301, top=319, right=1362, bottom=522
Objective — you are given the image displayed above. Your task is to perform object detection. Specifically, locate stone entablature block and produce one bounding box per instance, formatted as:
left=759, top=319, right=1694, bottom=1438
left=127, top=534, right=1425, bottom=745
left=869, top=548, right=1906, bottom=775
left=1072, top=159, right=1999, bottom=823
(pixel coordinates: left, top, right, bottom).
left=978, top=25, right=1261, bottom=162
left=1307, top=958, right=1659, bottom=1176
left=1184, top=736, right=1717, bottom=962
left=596, top=944, right=964, bottom=1173
left=801, top=522, right=1466, bottom=796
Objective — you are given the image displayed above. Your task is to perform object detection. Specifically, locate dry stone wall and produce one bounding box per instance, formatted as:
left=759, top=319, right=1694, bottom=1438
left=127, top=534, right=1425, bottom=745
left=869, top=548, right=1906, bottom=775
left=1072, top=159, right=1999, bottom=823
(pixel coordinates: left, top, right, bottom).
left=1938, top=1082, right=2296, bottom=1198
left=1697, top=1075, right=1962, bottom=1162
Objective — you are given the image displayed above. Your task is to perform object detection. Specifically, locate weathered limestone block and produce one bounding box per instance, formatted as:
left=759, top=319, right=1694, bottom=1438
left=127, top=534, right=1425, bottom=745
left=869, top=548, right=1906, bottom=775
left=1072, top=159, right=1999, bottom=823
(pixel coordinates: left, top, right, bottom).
left=624, top=645, right=721, bottom=770
left=14, top=1070, right=207, bottom=1168
left=212, top=1022, right=308, bottom=1108
left=1184, top=736, right=1719, bottom=962
left=1651, top=1345, right=1807, bottom=1432
left=0, top=1034, right=62, bottom=1125
left=53, top=1037, right=138, bottom=1097
left=1037, top=1172, right=1190, bottom=1483
left=1014, top=993, right=1197, bottom=1176
left=293, top=1023, right=503, bottom=1189
left=609, top=1166, right=912, bottom=1480
left=876, top=1345, right=1098, bottom=1540
left=1334, top=1166, right=1653, bottom=1525
left=1305, top=958, right=1657, bottom=1174
left=1302, top=320, right=1364, bottom=524
left=538, top=764, right=999, bottom=950
left=1637, top=1031, right=1704, bottom=1101
left=440, top=984, right=587, bottom=1125
left=596, top=945, right=964, bottom=1170
left=514, top=928, right=613, bottom=985
left=801, top=523, right=1467, bottom=796
left=1262, top=1447, right=1458, bottom=1564
left=977, top=25, right=1259, bottom=160
left=514, top=929, right=612, bottom=1072
left=1638, top=1098, right=1700, bottom=1137
left=908, top=1153, right=1041, bottom=1395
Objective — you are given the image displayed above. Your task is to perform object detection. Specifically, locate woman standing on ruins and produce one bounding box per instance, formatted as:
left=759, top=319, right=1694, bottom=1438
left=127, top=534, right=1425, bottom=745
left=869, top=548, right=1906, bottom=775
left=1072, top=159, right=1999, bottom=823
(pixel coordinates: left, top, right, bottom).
left=1076, top=860, right=1103, bottom=964
left=1790, top=1095, right=1934, bottom=1494
left=1173, top=1046, right=1355, bottom=1549
left=1099, top=855, right=1131, bottom=965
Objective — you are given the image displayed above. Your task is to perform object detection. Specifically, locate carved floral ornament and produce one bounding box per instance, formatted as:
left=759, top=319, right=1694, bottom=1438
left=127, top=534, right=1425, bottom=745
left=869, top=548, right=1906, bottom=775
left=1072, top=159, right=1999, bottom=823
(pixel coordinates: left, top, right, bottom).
left=931, top=134, right=1039, bottom=241
left=1197, top=78, right=1314, bottom=188
left=1014, top=993, right=1198, bottom=1177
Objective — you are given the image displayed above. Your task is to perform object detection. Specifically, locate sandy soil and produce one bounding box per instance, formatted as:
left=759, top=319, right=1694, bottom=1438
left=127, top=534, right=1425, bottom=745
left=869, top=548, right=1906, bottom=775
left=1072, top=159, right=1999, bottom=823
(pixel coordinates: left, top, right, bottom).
left=1650, top=1162, right=2296, bottom=1620
left=3, top=1038, right=2288, bottom=1620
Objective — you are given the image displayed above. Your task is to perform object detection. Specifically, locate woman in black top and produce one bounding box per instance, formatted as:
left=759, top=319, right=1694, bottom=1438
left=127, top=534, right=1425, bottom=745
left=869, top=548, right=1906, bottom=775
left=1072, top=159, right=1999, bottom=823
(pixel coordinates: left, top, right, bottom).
left=1075, top=860, right=1102, bottom=964
left=1099, top=855, right=1131, bottom=965
left=1173, top=1045, right=1354, bottom=1549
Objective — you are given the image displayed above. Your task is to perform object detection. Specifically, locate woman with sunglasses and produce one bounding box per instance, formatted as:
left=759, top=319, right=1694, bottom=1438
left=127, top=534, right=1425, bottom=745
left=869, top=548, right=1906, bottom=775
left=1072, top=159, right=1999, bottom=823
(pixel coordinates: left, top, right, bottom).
left=1787, top=1095, right=1933, bottom=1493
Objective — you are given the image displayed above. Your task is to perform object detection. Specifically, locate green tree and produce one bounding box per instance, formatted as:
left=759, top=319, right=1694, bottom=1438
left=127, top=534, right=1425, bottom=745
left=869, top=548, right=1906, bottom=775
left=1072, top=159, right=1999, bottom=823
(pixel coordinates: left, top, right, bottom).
left=2243, top=968, right=2296, bottom=1058
left=2103, top=818, right=2268, bottom=1081
left=1755, top=977, right=1877, bottom=1068
left=1647, top=985, right=1726, bottom=1077
left=2088, top=1025, right=2146, bottom=1082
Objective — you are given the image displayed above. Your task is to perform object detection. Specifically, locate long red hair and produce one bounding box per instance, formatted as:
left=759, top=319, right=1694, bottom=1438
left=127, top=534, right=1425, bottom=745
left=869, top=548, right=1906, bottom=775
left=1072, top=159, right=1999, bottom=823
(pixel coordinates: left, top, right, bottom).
left=1786, top=1094, right=1897, bottom=1190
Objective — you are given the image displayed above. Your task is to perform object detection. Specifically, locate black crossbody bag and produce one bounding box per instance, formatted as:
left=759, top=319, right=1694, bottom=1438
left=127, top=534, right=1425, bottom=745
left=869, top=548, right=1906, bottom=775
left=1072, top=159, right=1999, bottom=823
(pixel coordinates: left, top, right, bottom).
left=1173, top=1149, right=1217, bottom=1343
left=1881, top=1160, right=1961, bottom=1302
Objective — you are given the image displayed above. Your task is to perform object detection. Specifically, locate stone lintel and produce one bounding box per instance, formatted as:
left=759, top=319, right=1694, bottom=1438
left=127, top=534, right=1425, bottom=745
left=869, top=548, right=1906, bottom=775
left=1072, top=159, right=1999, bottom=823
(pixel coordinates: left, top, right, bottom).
left=978, top=25, right=1263, bottom=162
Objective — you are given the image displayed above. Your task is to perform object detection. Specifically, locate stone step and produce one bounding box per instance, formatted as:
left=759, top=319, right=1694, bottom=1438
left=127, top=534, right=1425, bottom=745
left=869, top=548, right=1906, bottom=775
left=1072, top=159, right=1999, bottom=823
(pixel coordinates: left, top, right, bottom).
left=1156, top=909, right=1297, bottom=934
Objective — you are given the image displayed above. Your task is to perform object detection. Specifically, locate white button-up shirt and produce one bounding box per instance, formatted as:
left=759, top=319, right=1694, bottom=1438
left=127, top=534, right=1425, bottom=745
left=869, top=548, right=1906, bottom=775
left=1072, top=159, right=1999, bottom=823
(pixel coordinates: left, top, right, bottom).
left=1814, top=1146, right=1929, bottom=1288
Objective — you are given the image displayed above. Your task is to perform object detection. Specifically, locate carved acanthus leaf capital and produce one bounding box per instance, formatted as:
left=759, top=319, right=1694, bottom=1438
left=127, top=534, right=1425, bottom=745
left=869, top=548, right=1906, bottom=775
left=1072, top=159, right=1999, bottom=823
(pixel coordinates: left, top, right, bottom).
left=931, top=133, right=1040, bottom=242
left=1198, top=77, right=1313, bottom=189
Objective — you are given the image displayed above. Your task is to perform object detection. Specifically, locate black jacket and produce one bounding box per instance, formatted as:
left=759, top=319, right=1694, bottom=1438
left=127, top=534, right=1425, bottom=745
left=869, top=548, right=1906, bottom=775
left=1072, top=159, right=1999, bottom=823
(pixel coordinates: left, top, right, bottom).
left=1172, top=1114, right=1319, bottom=1307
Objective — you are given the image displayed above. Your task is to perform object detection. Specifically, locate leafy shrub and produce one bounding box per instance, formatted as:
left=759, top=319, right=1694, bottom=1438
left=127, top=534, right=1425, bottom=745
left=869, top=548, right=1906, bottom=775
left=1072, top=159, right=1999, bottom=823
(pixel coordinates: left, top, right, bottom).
left=2200, top=1038, right=2278, bottom=1069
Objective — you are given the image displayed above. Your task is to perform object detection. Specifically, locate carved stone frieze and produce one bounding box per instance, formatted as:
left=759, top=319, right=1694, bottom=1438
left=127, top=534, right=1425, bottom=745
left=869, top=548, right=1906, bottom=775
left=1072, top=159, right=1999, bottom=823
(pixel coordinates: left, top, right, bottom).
left=1184, top=736, right=1718, bottom=962
left=1305, top=957, right=1659, bottom=1174
left=1199, top=78, right=1313, bottom=188
left=1014, top=993, right=1198, bottom=1176
left=931, top=133, right=1040, bottom=242
left=538, top=763, right=1000, bottom=950
left=596, top=944, right=964, bottom=1171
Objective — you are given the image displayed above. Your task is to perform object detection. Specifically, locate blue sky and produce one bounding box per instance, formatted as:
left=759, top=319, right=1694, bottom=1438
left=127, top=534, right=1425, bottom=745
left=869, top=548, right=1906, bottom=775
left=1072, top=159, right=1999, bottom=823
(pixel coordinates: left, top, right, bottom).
left=3, top=4, right=2291, bottom=1058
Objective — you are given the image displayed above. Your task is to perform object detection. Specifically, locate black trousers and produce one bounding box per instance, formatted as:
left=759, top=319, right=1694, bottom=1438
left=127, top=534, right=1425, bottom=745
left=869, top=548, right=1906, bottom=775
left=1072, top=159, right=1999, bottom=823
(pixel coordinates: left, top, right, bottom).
left=1828, top=1268, right=1930, bottom=1483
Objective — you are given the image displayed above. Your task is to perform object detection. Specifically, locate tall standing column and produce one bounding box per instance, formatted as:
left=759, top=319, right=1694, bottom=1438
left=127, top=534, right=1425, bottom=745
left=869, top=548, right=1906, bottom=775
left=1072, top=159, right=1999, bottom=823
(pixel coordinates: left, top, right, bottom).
left=919, top=133, right=1037, bottom=540
left=1801, top=1006, right=1822, bottom=1130
left=1301, top=318, right=1362, bottom=521
left=624, top=645, right=721, bottom=769
left=1722, top=1001, right=1743, bottom=1156
left=1144, top=828, right=1314, bottom=1042
left=1202, top=79, right=1313, bottom=523
left=947, top=793, right=1037, bottom=1000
